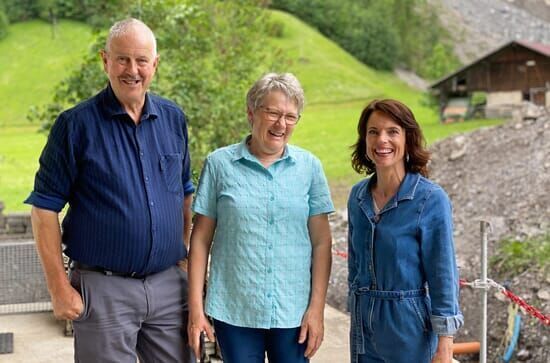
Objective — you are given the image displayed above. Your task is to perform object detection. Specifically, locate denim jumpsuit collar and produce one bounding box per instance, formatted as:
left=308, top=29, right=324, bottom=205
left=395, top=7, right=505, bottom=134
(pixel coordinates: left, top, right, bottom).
left=356, top=172, right=421, bottom=221
left=350, top=172, right=422, bottom=360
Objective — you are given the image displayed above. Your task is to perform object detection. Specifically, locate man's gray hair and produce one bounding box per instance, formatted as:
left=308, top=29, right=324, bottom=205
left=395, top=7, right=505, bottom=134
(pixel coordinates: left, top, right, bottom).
left=105, top=18, right=157, bottom=56
left=246, top=73, right=305, bottom=113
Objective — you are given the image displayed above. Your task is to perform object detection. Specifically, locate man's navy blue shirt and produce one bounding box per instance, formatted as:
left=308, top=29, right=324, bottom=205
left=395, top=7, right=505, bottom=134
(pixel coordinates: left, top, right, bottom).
left=25, top=85, right=194, bottom=275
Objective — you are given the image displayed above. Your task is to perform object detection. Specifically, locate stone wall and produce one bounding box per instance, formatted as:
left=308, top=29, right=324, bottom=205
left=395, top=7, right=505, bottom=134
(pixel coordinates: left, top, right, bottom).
left=0, top=201, right=33, bottom=240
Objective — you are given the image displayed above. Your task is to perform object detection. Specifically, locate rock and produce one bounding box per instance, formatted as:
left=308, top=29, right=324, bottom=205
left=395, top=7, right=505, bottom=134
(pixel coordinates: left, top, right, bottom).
left=516, top=349, right=531, bottom=361
left=536, top=289, right=550, bottom=300
left=449, top=146, right=467, bottom=161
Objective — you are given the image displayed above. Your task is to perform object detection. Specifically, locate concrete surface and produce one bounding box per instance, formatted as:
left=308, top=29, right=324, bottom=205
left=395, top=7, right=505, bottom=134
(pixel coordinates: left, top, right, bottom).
left=0, top=305, right=350, bottom=362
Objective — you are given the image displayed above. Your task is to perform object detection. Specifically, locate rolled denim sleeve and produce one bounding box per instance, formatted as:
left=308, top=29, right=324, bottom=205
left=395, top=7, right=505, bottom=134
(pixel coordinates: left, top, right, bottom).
left=419, top=186, right=464, bottom=336
left=24, top=112, right=77, bottom=212
left=431, top=314, right=464, bottom=336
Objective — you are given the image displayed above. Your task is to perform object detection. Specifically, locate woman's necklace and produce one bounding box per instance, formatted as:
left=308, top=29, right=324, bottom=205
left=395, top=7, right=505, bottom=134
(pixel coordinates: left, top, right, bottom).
left=372, top=197, right=381, bottom=215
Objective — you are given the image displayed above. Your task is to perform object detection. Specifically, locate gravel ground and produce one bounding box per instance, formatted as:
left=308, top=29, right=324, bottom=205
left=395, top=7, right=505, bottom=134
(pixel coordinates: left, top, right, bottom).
left=327, top=112, right=549, bottom=362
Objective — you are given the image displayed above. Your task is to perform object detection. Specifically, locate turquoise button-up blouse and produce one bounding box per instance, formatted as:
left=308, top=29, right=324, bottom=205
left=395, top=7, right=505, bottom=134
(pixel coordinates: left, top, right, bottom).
left=193, top=137, right=334, bottom=328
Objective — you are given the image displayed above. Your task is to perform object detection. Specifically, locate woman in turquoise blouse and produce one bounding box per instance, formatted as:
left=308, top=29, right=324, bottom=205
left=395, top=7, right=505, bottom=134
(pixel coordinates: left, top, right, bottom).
left=188, top=73, right=334, bottom=363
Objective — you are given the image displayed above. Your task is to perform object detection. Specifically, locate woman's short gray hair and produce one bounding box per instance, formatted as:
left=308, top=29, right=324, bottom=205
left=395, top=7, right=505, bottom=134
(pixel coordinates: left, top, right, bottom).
left=246, top=73, right=305, bottom=113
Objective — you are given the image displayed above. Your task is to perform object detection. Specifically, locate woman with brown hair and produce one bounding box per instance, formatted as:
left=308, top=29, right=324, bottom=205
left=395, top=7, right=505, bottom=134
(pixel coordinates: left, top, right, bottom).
left=347, top=99, right=463, bottom=363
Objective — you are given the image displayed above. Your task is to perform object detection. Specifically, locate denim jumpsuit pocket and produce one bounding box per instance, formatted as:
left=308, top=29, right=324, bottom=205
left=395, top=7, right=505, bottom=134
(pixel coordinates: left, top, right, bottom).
left=408, top=297, right=430, bottom=332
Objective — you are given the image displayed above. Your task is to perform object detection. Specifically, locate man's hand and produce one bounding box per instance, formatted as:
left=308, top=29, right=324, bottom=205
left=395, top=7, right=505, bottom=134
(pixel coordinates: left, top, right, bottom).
left=51, top=283, right=84, bottom=321
left=431, top=336, right=453, bottom=363
left=298, top=306, right=324, bottom=358
left=177, top=258, right=188, bottom=272
left=187, top=311, right=215, bottom=359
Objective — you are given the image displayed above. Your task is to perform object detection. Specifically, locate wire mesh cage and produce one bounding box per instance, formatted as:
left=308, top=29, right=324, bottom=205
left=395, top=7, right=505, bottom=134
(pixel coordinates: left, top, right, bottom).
left=0, top=240, right=51, bottom=314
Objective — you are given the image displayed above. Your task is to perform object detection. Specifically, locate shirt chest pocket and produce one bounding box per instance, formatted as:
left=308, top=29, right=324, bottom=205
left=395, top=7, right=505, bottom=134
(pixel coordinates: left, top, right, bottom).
left=159, top=153, right=183, bottom=193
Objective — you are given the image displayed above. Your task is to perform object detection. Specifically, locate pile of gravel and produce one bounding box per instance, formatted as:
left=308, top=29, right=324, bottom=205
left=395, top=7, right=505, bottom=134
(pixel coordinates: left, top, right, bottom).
left=328, top=114, right=549, bottom=362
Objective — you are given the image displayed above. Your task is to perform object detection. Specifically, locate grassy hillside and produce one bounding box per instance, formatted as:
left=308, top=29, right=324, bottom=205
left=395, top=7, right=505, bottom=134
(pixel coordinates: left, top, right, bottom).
left=0, top=20, right=95, bottom=127
left=268, top=10, right=501, bottom=198
left=0, top=12, right=501, bottom=212
left=0, top=20, right=94, bottom=212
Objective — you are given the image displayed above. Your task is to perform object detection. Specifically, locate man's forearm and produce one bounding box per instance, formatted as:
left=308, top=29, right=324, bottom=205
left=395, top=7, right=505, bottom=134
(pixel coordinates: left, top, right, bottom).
left=30, top=207, right=68, bottom=293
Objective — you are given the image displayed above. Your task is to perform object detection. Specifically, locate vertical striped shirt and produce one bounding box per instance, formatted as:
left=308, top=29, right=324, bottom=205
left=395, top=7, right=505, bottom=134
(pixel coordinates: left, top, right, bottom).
left=25, top=85, right=193, bottom=275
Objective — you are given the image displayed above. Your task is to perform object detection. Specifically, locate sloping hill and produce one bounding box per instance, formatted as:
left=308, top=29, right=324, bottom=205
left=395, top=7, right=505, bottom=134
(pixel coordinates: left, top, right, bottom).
left=268, top=10, right=501, bottom=203
left=0, top=20, right=94, bottom=212
left=0, top=11, right=501, bottom=211
left=0, top=20, right=94, bottom=127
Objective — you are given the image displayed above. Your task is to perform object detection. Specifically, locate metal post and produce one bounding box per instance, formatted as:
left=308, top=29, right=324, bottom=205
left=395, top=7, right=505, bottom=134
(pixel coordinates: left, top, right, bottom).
left=480, top=221, right=489, bottom=363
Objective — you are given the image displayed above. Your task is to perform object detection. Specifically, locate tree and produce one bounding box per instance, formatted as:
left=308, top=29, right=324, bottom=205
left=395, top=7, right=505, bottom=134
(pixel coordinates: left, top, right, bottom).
left=30, top=0, right=284, bottom=175
left=0, top=0, right=39, bottom=22
left=420, top=42, right=460, bottom=80
left=0, top=9, right=8, bottom=40
left=270, top=0, right=460, bottom=74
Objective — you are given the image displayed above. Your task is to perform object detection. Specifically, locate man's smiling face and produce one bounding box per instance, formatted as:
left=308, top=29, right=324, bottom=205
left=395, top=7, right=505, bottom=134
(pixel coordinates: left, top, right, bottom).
left=101, top=25, right=159, bottom=110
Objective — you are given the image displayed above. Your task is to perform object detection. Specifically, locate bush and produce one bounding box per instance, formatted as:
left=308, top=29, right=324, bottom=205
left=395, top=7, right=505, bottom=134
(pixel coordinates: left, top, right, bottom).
left=419, top=42, right=461, bottom=80
left=491, top=234, right=550, bottom=277
left=1, top=0, right=39, bottom=22
left=270, top=0, right=459, bottom=74
left=30, top=0, right=284, bottom=176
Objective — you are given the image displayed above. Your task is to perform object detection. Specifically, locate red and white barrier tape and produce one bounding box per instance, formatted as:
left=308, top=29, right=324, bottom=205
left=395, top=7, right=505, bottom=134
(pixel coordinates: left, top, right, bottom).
left=460, top=278, right=549, bottom=326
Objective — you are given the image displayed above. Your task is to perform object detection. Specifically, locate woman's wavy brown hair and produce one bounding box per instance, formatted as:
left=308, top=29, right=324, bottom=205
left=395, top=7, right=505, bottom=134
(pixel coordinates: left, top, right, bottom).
left=351, top=99, right=430, bottom=177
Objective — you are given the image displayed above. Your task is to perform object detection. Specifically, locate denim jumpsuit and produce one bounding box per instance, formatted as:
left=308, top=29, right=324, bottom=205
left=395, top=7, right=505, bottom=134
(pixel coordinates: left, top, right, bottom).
left=347, top=173, right=463, bottom=363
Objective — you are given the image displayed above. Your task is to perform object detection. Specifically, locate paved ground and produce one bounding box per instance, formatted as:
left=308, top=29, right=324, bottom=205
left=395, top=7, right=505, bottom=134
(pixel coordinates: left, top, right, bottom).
left=0, top=305, right=350, bottom=362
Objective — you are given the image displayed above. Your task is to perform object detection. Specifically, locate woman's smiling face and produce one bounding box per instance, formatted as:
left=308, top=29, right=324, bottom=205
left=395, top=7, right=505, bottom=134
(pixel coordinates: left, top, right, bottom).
left=365, top=111, right=406, bottom=171
left=248, top=90, right=298, bottom=159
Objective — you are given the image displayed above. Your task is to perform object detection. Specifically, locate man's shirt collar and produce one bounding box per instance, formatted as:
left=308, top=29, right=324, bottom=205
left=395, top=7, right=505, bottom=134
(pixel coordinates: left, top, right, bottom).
left=102, top=83, right=159, bottom=121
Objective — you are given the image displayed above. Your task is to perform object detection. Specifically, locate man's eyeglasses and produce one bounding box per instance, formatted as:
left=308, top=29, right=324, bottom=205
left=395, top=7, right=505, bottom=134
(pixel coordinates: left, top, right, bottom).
left=259, top=106, right=301, bottom=125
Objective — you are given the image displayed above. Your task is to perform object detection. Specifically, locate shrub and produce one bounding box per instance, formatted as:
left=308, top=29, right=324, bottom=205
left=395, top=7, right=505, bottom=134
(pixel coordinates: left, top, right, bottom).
left=270, top=0, right=459, bottom=74
left=491, top=234, right=550, bottom=277
left=30, top=0, right=284, bottom=176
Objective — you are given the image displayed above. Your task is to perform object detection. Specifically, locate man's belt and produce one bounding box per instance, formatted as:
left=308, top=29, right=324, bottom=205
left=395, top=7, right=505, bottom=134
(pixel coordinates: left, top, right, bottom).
left=71, top=261, right=147, bottom=279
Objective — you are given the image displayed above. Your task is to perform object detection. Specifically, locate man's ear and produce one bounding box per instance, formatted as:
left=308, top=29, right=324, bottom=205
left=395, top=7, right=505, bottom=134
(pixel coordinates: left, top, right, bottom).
left=100, top=50, right=108, bottom=71
left=153, top=54, right=160, bottom=69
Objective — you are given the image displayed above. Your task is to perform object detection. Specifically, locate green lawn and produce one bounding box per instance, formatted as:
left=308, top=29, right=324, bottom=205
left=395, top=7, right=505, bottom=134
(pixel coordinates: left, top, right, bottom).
left=1, top=12, right=502, bottom=212
left=0, top=20, right=94, bottom=212
left=0, top=126, right=47, bottom=211
left=0, top=20, right=95, bottom=127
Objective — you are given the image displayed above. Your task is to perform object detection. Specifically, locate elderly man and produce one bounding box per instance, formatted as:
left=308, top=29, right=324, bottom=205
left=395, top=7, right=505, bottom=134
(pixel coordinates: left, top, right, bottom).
left=25, top=18, right=195, bottom=362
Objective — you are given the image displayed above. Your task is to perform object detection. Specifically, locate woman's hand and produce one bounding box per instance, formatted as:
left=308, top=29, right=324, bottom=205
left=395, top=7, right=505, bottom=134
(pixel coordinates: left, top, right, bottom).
left=431, top=336, right=454, bottom=363
left=187, top=310, right=215, bottom=359
left=299, top=306, right=324, bottom=358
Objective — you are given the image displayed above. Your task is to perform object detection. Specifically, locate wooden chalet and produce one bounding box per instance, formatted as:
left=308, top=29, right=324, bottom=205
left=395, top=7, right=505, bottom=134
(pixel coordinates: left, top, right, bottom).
left=430, top=40, right=550, bottom=118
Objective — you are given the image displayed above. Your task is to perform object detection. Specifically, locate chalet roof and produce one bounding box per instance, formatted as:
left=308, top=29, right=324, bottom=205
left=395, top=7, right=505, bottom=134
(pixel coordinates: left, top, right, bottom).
left=430, top=40, right=550, bottom=89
